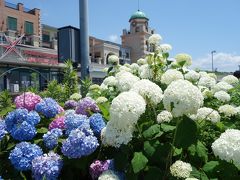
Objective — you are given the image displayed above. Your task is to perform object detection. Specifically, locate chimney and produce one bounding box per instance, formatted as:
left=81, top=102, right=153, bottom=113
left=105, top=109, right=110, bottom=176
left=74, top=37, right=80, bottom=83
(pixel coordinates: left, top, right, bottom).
left=18, top=3, right=23, bottom=11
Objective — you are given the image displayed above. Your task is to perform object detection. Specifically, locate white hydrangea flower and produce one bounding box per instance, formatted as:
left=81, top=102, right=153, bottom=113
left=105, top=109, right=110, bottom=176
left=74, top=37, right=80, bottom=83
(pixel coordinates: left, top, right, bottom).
left=208, top=73, right=218, bottom=80
left=98, top=170, right=120, bottom=180
left=214, top=91, right=231, bottom=102
left=137, top=58, right=147, bottom=65
left=157, top=110, right=173, bottom=123
left=175, top=53, right=192, bottom=66
left=221, top=75, right=239, bottom=85
left=119, top=65, right=131, bottom=72
left=170, top=160, right=192, bottom=179
left=218, top=104, right=238, bottom=117
left=198, top=76, right=216, bottom=89
left=102, top=76, right=117, bottom=87
left=139, top=64, right=153, bottom=79
left=148, top=34, right=162, bottom=45
left=212, top=129, right=240, bottom=165
left=212, top=81, right=233, bottom=93
left=185, top=178, right=199, bottom=180
left=130, top=63, right=140, bottom=74
left=102, top=91, right=146, bottom=147
left=195, top=107, right=221, bottom=123
left=89, top=84, right=100, bottom=91
left=199, top=71, right=208, bottom=78
left=70, top=93, right=82, bottom=101
left=235, top=106, right=240, bottom=115
left=161, top=69, right=184, bottom=85
left=115, top=71, right=140, bottom=92
left=202, top=88, right=213, bottom=99
left=157, top=44, right=172, bottom=53
left=163, top=80, right=204, bottom=117
left=96, top=97, right=108, bottom=104
left=100, top=84, right=108, bottom=91
left=124, top=63, right=131, bottom=68
left=108, top=55, right=119, bottom=64
left=185, top=70, right=200, bottom=82
left=131, top=79, right=163, bottom=105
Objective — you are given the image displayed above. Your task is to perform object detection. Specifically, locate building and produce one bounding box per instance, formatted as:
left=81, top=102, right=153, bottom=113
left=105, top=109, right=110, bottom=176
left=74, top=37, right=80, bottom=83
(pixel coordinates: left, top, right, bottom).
left=122, top=10, right=155, bottom=63
left=0, top=0, right=64, bottom=92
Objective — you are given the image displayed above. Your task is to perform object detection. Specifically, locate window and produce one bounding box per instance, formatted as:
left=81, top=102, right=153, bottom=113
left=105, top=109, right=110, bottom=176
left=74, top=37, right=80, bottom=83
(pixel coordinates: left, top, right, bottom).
left=25, top=21, right=34, bottom=35
left=135, top=26, right=140, bottom=33
left=126, top=52, right=130, bottom=59
left=42, top=34, right=50, bottom=42
left=7, top=16, right=17, bottom=31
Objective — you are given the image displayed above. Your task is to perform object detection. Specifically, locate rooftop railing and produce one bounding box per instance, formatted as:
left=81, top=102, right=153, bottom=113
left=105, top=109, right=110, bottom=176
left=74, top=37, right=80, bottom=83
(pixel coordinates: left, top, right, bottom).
left=5, top=1, right=18, bottom=10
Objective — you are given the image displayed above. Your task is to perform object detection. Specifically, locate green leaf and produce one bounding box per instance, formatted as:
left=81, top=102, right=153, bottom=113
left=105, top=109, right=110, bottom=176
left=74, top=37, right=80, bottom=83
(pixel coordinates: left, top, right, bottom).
left=131, top=152, right=148, bottom=174
left=203, top=161, right=219, bottom=173
left=142, top=124, right=163, bottom=139
left=196, top=141, right=208, bottom=163
left=34, top=139, right=43, bottom=145
left=173, top=148, right=182, bottom=156
left=161, top=124, right=176, bottom=132
left=144, top=141, right=156, bottom=157
left=37, top=127, right=48, bottom=134
left=191, top=166, right=209, bottom=180
left=174, top=116, right=198, bottom=149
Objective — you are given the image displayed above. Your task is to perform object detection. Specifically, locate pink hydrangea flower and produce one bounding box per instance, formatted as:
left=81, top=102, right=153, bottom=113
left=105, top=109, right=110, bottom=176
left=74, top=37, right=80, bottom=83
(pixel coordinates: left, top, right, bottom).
left=49, top=116, right=65, bottom=130
left=58, top=105, right=65, bottom=114
left=14, top=92, right=42, bottom=111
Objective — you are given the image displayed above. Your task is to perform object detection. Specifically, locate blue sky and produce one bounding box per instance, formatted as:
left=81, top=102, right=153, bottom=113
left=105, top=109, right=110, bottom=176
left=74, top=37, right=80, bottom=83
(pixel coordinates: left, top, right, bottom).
left=7, top=0, right=240, bottom=72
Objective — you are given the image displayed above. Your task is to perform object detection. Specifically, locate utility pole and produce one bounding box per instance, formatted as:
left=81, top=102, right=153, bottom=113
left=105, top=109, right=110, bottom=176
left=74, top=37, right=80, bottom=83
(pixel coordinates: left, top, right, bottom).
left=80, top=0, right=90, bottom=80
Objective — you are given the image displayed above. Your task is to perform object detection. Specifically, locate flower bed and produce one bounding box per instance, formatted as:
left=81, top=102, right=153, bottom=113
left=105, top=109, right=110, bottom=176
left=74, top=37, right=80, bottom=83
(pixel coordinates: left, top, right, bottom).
left=1, top=34, right=240, bottom=179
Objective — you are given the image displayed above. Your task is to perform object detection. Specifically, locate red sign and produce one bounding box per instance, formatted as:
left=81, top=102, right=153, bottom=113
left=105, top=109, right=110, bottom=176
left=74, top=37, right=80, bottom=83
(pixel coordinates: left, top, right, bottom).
left=27, top=57, right=58, bottom=65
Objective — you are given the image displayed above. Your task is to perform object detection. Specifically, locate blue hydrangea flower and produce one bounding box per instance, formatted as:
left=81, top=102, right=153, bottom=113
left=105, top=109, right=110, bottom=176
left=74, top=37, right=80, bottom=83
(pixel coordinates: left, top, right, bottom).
left=0, top=120, right=7, bottom=141
left=64, top=112, right=89, bottom=135
left=9, top=142, right=43, bottom=171
left=61, top=128, right=99, bottom=158
left=89, top=113, right=106, bottom=136
left=35, top=98, right=59, bottom=118
left=5, top=109, right=39, bottom=141
left=32, top=152, right=63, bottom=180
left=64, top=100, right=78, bottom=109
left=43, top=128, right=63, bottom=149
left=0, top=176, right=2, bottom=180
left=75, top=97, right=100, bottom=116
left=26, top=111, right=41, bottom=126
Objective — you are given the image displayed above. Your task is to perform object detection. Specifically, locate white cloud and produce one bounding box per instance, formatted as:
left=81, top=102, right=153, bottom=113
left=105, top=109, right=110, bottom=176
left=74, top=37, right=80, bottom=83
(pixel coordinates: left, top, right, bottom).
left=192, top=52, right=240, bottom=72
left=108, top=34, right=119, bottom=43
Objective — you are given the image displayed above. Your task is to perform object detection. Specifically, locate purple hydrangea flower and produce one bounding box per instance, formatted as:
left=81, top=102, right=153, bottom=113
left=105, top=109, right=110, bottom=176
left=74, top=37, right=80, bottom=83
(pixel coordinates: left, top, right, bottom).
left=14, top=92, right=42, bottom=111
left=43, top=128, right=63, bottom=149
left=35, top=98, right=60, bottom=118
left=9, top=142, right=43, bottom=171
left=5, top=109, right=40, bottom=141
left=49, top=116, right=65, bottom=130
left=64, top=111, right=89, bottom=135
left=32, top=152, right=63, bottom=180
left=0, top=120, right=7, bottom=141
left=61, top=128, right=99, bottom=158
left=64, top=100, right=78, bottom=109
left=75, top=97, right=100, bottom=116
left=89, top=113, right=106, bottom=137
left=89, top=160, right=110, bottom=179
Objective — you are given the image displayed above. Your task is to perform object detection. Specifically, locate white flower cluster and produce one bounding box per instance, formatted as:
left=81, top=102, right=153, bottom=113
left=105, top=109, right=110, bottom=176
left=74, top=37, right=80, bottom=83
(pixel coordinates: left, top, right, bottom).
left=115, top=71, right=139, bottom=92
left=158, top=44, right=172, bottom=53
left=218, top=104, right=238, bottom=117
left=212, top=129, right=240, bottom=165
left=163, top=80, right=204, bottom=117
left=170, top=160, right=192, bottom=178
left=102, top=76, right=117, bottom=87
left=185, top=178, right=199, bottom=180
left=137, top=58, right=147, bottom=65
left=98, top=170, right=120, bottom=180
left=157, top=110, right=173, bottom=123
left=96, top=97, right=108, bottom=104
left=212, top=81, right=233, bottom=93
left=119, top=65, right=131, bottom=72
left=70, top=93, right=82, bottom=101
left=184, top=70, right=200, bottom=82
left=198, top=76, right=216, bottom=89
left=221, top=75, right=239, bottom=85
left=195, top=107, right=220, bottom=123
left=148, top=34, right=162, bottom=45
left=108, top=55, right=119, bottom=64
left=131, top=79, right=163, bottom=105
left=102, top=91, right=146, bottom=147
left=161, top=69, right=184, bottom=85
left=214, top=91, right=231, bottom=102
left=139, top=64, right=153, bottom=79
left=175, top=53, right=192, bottom=66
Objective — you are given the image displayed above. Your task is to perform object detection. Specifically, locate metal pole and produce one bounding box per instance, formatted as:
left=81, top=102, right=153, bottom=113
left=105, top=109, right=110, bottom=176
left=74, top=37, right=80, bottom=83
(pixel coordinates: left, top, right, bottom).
left=80, top=0, right=90, bottom=80
left=211, top=50, right=216, bottom=72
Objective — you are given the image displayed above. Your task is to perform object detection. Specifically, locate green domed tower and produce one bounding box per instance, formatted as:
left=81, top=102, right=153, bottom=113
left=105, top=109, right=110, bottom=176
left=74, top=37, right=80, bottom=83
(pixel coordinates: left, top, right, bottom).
left=122, top=10, right=155, bottom=63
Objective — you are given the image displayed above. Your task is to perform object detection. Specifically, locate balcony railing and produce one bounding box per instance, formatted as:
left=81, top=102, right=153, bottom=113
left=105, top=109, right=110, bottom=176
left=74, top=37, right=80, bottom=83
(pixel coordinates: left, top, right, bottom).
left=5, top=1, right=18, bottom=10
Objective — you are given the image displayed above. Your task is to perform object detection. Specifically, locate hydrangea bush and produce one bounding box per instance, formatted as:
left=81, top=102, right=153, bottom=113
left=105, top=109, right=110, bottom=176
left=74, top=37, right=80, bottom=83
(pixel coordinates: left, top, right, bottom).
left=1, top=33, right=240, bottom=179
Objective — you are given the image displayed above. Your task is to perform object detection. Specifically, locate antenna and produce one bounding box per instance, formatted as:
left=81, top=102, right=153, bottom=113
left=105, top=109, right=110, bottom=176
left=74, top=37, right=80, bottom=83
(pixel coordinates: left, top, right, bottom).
left=138, top=0, right=140, bottom=11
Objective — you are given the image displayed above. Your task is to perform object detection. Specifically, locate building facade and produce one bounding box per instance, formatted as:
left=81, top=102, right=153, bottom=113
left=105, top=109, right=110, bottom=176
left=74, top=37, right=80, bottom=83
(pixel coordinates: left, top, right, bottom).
left=122, top=10, right=155, bottom=63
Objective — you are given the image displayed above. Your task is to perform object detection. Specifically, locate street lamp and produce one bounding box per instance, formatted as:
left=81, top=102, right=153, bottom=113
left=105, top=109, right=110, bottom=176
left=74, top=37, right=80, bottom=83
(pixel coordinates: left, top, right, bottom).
left=211, top=50, right=216, bottom=72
